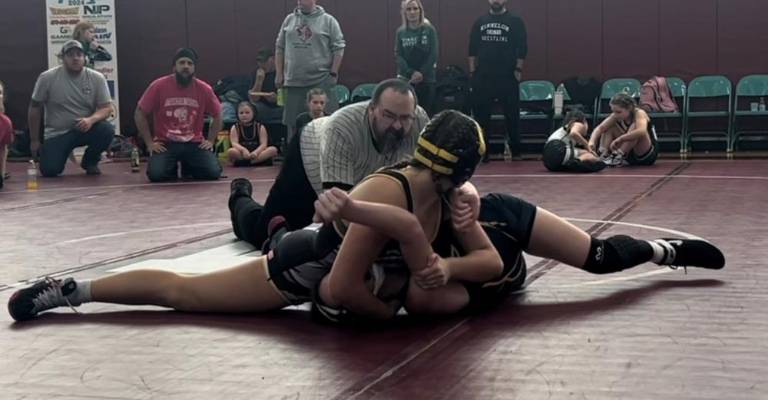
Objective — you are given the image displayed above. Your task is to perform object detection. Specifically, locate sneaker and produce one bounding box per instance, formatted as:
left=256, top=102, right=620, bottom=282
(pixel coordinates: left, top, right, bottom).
left=603, top=154, right=625, bottom=167
left=654, top=239, right=726, bottom=270
left=8, top=277, right=80, bottom=321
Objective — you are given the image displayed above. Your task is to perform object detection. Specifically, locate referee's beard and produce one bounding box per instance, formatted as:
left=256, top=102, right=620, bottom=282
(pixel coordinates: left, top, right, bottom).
left=380, top=126, right=406, bottom=154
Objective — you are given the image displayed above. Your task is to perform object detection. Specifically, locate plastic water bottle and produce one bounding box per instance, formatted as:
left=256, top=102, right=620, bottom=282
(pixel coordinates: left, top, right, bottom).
left=503, top=142, right=512, bottom=162
left=130, top=147, right=140, bottom=173
left=277, top=88, right=286, bottom=107
left=760, top=97, right=766, bottom=112
left=553, top=84, right=565, bottom=117
left=26, top=160, right=38, bottom=191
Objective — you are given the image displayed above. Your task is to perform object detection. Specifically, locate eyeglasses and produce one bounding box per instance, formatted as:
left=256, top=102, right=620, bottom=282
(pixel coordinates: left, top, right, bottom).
left=381, top=109, right=415, bottom=125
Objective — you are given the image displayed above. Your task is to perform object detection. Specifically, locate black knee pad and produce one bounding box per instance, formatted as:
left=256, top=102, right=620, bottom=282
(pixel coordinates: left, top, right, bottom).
left=583, top=235, right=653, bottom=274
left=268, top=224, right=341, bottom=273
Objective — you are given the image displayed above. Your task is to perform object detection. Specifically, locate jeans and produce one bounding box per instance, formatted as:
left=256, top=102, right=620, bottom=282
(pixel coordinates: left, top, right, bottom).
left=146, top=142, right=221, bottom=182
left=39, top=120, right=115, bottom=177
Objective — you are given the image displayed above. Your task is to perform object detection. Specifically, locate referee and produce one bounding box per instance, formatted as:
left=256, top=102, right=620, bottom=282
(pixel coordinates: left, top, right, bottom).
left=229, top=78, right=429, bottom=247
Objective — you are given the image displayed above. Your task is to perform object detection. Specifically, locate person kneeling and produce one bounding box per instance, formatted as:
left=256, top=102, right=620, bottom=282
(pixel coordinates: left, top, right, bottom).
left=135, top=48, right=223, bottom=182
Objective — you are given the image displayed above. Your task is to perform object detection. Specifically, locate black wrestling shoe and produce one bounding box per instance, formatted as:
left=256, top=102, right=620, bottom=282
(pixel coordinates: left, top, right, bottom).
left=654, top=239, right=726, bottom=270
left=228, top=178, right=253, bottom=211
left=8, top=277, right=80, bottom=322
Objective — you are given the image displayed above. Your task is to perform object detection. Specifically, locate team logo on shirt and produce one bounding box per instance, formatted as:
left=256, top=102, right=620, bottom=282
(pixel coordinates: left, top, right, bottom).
left=296, top=23, right=313, bottom=42
left=480, top=22, right=510, bottom=43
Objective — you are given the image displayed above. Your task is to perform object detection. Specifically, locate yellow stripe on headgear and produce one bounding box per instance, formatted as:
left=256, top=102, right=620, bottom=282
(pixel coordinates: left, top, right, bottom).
left=417, top=136, right=459, bottom=163
left=413, top=152, right=453, bottom=175
left=475, top=122, right=487, bottom=156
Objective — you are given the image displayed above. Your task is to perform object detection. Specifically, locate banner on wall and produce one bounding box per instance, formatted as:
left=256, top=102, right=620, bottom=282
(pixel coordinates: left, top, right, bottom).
left=46, top=0, right=120, bottom=135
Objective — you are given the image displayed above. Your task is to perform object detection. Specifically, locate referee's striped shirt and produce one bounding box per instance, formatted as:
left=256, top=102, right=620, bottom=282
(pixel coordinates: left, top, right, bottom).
left=300, top=101, right=429, bottom=194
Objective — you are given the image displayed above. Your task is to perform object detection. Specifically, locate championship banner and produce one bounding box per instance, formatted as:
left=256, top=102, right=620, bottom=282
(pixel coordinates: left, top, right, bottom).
left=46, top=0, right=120, bottom=135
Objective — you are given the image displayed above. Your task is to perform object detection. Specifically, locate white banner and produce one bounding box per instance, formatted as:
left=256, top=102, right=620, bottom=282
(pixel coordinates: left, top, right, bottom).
left=46, top=0, right=120, bottom=135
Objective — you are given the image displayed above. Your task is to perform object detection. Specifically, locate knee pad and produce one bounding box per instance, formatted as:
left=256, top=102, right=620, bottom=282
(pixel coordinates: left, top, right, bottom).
left=269, top=224, right=341, bottom=273
left=583, top=235, right=653, bottom=274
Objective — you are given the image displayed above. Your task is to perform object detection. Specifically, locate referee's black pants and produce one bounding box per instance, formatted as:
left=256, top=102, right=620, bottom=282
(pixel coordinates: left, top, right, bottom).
left=231, top=132, right=318, bottom=248
left=472, top=74, right=521, bottom=156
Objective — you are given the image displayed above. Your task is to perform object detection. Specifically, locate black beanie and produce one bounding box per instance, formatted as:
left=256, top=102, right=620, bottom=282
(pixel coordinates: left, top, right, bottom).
left=173, top=47, right=198, bottom=65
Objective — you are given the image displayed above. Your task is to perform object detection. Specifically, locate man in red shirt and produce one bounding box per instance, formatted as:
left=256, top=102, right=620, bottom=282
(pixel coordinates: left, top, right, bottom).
left=135, top=48, right=223, bottom=182
left=0, top=79, right=12, bottom=189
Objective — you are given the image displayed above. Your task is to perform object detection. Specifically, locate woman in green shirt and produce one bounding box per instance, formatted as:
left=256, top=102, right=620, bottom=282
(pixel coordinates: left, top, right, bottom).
left=395, top=0, right=439, bottom=115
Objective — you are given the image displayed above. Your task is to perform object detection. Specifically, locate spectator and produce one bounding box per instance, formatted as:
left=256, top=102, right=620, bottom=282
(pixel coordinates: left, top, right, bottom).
left=395, top=0, right=438, bottom=115
left=28, top=40, right=114, bottom=177
left=135, top=48, right=223, bottom=182
left=226, top=101, right=277, bottom=167
left=293, top=87, right=328, bottom=139
left=73, top=21, right=112, bottom=68
left=248, top=48, right=283, bottom=125
left=469, top=0, right=527, bottom=161
left=276, top=0, right=345, bottom=141
left=0, top=80, right=12, bottom=187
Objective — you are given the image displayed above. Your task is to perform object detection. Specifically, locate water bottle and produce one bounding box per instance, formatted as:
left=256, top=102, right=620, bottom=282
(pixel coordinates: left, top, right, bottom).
left=130, top=147, right=140, bottom=173
left=553, top=84, right=565, bottom=117
left=277, top=88, right=286, bottom=107
left=760, top=97, right=766, bottom=112
left=26, top=160, right=38, bottom=191
left=503, top=142, right=512, bottom=162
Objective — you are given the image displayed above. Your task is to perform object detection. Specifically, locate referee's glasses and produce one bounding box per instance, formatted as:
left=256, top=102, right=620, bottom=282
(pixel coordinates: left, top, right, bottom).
left=381, top=109, right=415, bottom=128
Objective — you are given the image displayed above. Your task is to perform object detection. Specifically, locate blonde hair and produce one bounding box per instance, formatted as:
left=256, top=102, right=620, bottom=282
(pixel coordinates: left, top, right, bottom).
left=401, top=0, right=427, bottom=29
left=73, top=21, right=95, bottom=41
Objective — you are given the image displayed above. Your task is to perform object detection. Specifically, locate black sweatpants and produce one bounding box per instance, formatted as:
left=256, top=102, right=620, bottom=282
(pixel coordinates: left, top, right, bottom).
left=231, top=131, right=318, bottom=247
left=472, top=74, right=521, bottom=156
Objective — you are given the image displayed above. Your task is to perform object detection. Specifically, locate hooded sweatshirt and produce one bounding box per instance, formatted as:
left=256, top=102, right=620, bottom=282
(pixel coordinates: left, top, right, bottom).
left=276, top=6, right=346, bottom=87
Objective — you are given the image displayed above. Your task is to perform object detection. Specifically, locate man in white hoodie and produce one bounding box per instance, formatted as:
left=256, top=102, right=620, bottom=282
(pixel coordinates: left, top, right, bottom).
left=275, top=0, right=345, bottom=141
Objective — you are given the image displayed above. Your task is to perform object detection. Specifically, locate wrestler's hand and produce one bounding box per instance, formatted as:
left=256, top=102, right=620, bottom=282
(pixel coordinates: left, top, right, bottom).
left=451, top=183, right=480, bottom=233
left=414, top=253, right=451, bottom=289
left=313, top=187, right=352, bottom=224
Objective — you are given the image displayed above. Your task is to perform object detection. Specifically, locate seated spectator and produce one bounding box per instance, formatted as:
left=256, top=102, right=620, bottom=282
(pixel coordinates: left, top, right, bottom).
left=248, top=48, right=283, bottom=125
left=588, top=93, right=658, bottom=167
left=0, top=80, right=12, bottom=188
left=542, top=109, right=605, bottom=173
left=226, top=101, right=277, bottom=167
left=293, top=88, right=328, bottom=139
left=28, top=40, right=115, bottom=177
left=135, top=48, right=223, bottom=182
left=73, top=21, right=112, bottom=68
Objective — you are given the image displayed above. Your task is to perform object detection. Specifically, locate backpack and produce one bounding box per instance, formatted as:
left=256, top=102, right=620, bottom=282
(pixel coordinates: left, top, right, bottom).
left=213, top=75, right=253, bottom=103
left=640, top=76, right=678, bottom=113
left=434, top=65, right=471, bottom=113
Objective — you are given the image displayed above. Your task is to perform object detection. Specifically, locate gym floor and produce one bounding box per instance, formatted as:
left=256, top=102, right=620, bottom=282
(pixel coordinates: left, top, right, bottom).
left=1, top=158, right=765, bottom=399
